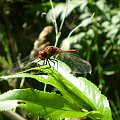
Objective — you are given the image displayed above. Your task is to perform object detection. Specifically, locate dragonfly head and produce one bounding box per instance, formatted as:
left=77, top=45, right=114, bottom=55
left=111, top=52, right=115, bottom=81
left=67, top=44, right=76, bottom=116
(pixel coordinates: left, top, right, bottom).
left=38, top=51, right=47, bottom=60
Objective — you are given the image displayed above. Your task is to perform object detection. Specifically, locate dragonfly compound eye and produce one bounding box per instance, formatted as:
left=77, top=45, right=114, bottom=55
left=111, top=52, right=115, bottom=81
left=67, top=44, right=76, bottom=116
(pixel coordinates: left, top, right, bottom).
left=38, top=51, right=48, bottom=60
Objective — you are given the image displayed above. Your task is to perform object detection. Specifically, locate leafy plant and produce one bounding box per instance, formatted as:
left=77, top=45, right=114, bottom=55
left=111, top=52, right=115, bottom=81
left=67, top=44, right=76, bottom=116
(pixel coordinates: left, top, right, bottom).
left=0, top=60, right=112, bottom=119
left=46, top=0, right=120, bottom=90
left=1, top=0, right=119, bottom=119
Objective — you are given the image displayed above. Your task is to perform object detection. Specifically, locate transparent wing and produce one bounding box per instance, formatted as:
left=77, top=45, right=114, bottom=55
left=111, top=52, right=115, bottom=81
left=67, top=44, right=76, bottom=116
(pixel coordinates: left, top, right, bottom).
left=57, top=52, right=92, bottom=74
left=3, top=54, right=40, bottom=75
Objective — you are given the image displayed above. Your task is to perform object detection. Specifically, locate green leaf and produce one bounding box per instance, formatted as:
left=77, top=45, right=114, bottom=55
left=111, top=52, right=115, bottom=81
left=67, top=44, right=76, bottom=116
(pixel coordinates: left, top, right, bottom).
left=0, top=60, right=112, bottom=119
left=20, top=100, right=90, bottom=119
left=0, top=88, right=95, bottom=119
left=0, top=100, right=18, bottom=111
left=0, top=89, right=71, bottom=109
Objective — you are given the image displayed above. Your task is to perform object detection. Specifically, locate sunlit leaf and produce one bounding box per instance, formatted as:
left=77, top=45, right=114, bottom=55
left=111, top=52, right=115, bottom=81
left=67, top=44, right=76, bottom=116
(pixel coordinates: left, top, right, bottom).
left=0, top=60, right=112, bottom=119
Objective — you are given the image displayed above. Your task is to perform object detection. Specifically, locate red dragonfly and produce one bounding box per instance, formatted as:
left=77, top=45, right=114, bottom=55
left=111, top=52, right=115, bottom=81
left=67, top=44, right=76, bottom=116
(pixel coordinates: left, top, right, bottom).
left=38, top=46, right=92, bottom=74
left=4, top=46, right=91, bottom=75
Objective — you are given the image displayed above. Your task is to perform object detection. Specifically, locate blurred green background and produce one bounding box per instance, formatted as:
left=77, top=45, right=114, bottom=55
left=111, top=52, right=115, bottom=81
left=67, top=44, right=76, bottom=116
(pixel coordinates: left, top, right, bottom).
left=0, top=0, right=120, bottom=119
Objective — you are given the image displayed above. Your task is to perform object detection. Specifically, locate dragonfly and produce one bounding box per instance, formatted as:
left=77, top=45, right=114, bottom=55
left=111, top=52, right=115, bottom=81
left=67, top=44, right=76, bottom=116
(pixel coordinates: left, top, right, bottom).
left=38, top=46, right=92, bottom=74
left=3, top=46, right=91, bottom=75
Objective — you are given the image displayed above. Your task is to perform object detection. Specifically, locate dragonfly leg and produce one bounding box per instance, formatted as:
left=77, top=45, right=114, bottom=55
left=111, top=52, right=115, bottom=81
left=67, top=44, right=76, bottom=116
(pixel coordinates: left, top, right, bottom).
left=43, top=58, right=58, bottom=70
left=36, top=60, right=42, bottom=67
left=49, top=58, right=58, bottom=70
left=47, top=59, right=51, bottom=68
left=43, top=59, right=47, bottom=65
left=42, top=59, right=51, bottom=68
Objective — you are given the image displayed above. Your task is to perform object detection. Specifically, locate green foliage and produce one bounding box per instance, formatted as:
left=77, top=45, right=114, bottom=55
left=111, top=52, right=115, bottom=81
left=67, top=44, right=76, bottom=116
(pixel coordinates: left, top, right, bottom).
left=110, top=91, right=120, bottom=120
left=46, top=0, right=120, bottom=91
left=0, top=0, right=119, bottom=119
left=0, top=61, right=112, bottom=119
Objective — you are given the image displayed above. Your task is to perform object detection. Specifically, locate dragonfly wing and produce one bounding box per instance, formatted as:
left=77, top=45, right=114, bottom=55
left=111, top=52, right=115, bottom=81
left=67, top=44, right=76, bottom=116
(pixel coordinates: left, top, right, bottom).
left=4, top=54, right=40, bottom=75
left=57, top=52, right=92, bottom=74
